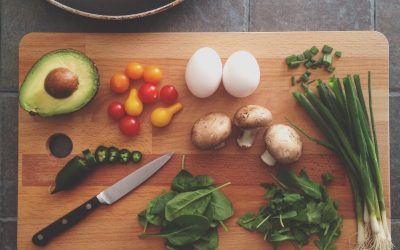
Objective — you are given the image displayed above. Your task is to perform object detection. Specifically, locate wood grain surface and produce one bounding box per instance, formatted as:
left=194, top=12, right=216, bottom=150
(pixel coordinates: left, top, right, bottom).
left=18, top=32, right=389, bottom=250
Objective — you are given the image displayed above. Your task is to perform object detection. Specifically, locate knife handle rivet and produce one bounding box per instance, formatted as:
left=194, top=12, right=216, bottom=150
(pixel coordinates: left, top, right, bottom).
left=37, top=234, right=44, bottom=240
left=86, top=203, right=92, bottom=210
left=61, top=218, right=68, bottom=225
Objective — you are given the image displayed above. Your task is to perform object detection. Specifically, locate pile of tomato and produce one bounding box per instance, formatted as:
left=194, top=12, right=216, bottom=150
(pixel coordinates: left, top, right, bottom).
left=108, top=62, right=180, bottom=137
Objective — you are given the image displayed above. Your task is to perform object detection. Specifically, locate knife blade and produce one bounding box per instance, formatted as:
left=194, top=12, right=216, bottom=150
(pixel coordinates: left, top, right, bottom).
left=32, top=152, right=173, bottom=246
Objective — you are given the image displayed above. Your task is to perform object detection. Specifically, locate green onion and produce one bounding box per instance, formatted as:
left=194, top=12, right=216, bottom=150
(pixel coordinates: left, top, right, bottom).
left=291, top=76, right=296, bottom=86
left=297, top=54, right=305, bottom=61
left=299, top=72, right=310, bottom=83
left=310, top=46, right=319, bottom=55
left=286, top=55, right=298, bottom=64
left=303, top=50, right=313, bottom=60
left=287, top=45, right=340, bottom=86
left=322, top=54, right=332, bottom=67
left=322, top=45, right=333, bottom=54
left=288, top=61, right=302, bottom=69
left=326, top=66, right=336, bottom=73
left=305, top=61, right=313, bottom=69
left=291, top=73, right=392, bottom=249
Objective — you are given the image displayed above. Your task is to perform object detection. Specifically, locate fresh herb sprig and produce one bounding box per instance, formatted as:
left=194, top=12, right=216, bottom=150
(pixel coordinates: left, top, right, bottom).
left=138, top=156, right=234, bottom=250
left=237, top=169, right=342, bottom=250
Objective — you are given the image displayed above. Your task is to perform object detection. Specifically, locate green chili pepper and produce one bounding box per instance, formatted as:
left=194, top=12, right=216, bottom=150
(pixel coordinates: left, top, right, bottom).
left=82, top=149, right=97, bottom=169
left=95, top=146, right=109, bottom=164
left=118, top=149, right=131, bottom=164
left=51, top=156, right=90, bottom=194
left=132, top=151, right=142, bottom=163
left=108, top=147, right=119, bottom=163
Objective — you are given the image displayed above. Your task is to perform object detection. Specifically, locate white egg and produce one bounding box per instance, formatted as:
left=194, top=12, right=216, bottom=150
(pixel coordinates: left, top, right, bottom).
left=223, top=50, right=260, bottom=98
left=185, top=47, right=222, bottom=98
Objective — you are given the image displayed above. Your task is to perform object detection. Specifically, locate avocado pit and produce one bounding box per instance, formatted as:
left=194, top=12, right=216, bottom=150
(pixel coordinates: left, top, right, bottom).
left=44, top=67, right=79, bottom=99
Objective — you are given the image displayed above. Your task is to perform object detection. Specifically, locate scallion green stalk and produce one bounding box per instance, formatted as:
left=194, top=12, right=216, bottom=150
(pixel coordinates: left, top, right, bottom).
left=291, top=73, right=392, bottom=249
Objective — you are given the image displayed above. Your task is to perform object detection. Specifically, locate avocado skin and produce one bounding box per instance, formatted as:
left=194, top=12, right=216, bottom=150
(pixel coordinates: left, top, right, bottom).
left=19, top=49, right=100, bottom=117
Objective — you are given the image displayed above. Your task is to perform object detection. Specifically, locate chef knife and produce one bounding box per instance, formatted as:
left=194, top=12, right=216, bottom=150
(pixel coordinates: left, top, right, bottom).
left=32, top=152, right=174, bottom=246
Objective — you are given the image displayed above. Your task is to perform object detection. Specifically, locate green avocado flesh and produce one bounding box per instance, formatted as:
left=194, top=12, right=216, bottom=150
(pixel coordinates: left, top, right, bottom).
left=19, top=49, right=99, bottom=117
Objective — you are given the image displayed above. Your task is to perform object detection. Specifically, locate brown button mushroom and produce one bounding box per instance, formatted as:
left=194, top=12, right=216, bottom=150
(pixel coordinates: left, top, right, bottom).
left=191, top=112, right=232, bottom=150
left=261, top=124, right=302, bottom=166
left=233, top=105, right=273, bottom=148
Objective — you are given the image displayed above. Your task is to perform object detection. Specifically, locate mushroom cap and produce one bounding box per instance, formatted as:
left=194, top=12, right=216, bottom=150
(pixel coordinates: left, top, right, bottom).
left=233, top=105, right=272, bottom=129
left=264, top=124, right=302, bottom=164
left=191, top=112, right=232, bottom=150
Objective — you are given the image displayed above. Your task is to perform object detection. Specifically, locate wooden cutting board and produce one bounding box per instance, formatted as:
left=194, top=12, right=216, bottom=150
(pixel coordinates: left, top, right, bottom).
left=18, top=32, right=390, bottom=250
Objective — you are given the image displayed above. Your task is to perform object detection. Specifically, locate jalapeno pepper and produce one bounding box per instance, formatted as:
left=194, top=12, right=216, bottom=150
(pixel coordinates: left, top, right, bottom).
left=118, top=149, right=131, bottom=163
left=51, top=146, right=143, bottom=194
left=95, top=146, right=109, bottom=164
left=51, top=156, right=90, bottom=194
left=108, top=147, right=119, bottom=163
left=82, top=149, right=97, bottom=169
left=132, top=150, right=142, bottom=163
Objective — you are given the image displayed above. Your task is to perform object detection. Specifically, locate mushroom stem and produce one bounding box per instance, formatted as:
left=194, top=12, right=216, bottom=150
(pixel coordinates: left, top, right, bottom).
left=261, top=149, right=276, bottom=166
left=237, top=128, right=259, bottom=148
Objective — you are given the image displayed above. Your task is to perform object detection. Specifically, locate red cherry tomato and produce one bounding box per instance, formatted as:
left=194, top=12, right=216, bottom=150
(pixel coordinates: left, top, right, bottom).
left=160, top=85, right=178, bottom=105
left=118, top=116, right=140, bottom=136
left=107, top=101, right=126, bottom=120
left=138, top=83, right=158, bottom=104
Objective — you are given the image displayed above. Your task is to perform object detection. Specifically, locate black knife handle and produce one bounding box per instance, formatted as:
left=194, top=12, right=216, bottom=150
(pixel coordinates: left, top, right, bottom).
left=32, top=196, right=101, bottom=246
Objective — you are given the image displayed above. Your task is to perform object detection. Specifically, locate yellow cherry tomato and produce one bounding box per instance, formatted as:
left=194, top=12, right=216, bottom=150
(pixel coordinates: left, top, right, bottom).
left=125, top=88, right=143, bottom=116
left=151, top=103, right=183, bottom=127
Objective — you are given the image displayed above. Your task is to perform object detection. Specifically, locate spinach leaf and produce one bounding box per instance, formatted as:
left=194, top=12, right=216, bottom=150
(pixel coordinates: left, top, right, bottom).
left=207, top=190, right=234, bottom=221
left=138, top=209, right=148, bottom=232
left=282, top=193, right=303, bottom=204
left=171, top=170, right=194, bottom=192
left=165, top=183, right=230, bottom=222
left=294, top=201, right=322, bottom=224
left=140, top=215, right=210, bottom=246
left=237, top=213, right=257, bottom=231
left=146, top=191, right=177, bottom=226
left=193, top=228, right=219, bottom=250
left=238, top=170, right=342, bottom=250
left=172, top=173, right=214, bottom=192
left=320, top=200, right=338, bottom=223
left=292, top=227, right=309, bottom=246
left=315, top=217, right=342, bottom=250
left=187, top=175, right=215, bottom=191
left=277, top=169, right=322, bottom=200
left=164, top=241, right=193, bottom=250
left=322, top=173, right=334, bottom=186
left=260, top=183, right=280, bottom=199
left=165, top=190, right=211, bottom=222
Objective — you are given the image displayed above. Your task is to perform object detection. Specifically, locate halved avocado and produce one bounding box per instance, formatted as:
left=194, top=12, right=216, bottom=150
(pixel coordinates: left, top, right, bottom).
left=19, top=49, right=99, bottom=117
